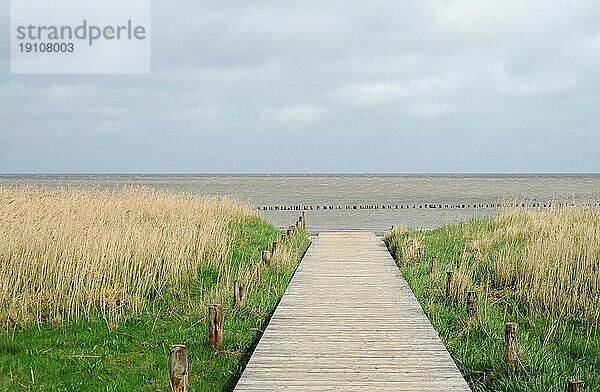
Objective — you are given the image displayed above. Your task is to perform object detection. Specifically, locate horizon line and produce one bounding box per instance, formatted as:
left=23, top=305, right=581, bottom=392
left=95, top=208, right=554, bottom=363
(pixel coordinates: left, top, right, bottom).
left=1, top=171, right=599, bottom=176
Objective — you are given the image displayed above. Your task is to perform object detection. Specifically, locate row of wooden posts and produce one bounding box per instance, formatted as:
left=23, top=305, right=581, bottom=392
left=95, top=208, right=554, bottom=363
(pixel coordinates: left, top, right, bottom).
left=258, top=201, right=594, bottom=212
left=441, top=260, right=585, bottom=392
left=168, top=212, right=307, bottom=392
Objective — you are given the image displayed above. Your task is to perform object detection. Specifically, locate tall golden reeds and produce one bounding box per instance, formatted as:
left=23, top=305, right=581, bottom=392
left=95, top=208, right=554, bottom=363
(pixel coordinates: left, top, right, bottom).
left=387, top=204, right=600, bottom=325
left=0, top=187, right=256, bottom=326
left=492, top=206, right=600, bottom=324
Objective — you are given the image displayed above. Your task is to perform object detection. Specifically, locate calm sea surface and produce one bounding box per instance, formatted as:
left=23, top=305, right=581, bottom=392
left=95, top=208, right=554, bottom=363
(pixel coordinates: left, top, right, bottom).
left=1, top=174, right=599, bottom=232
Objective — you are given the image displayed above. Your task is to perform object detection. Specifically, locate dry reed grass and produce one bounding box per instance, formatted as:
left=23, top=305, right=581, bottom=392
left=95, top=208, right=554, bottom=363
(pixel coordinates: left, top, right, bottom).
left=0, top=187, right=256, bottom=327
left=491, top=206, right=600, bottom=324
left=386, top=205, right=600, bottom=325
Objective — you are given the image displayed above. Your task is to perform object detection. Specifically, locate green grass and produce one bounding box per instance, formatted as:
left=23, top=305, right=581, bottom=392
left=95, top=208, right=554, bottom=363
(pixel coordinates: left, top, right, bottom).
left=384, top=220, right=600, bottom=392
left=0, top=216, right=310, bottom=391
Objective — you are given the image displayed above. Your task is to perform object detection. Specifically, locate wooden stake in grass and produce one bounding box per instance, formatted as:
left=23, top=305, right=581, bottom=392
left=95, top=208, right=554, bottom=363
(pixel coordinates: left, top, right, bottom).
left=504, top=322, right=518, bottom=365
left=272, top=241, right=278, bottom=255
left=169, top=344, right=188, bottom=392
left=431, top=257, right=439, bottom=276
left=301, top=211, right=306, bottom=229
left=445, top=271, right=453, bottom=298
left=262, top=250, right=271, bottom=266
left=568, top=379, right=584, bottom=392
left=233, top=280, right=245, bottom=309
left=249, top=263, right=261, bottom=281
left=467, top=291, right=477, bottom=317
left=208, top=304, right=223, bottom=350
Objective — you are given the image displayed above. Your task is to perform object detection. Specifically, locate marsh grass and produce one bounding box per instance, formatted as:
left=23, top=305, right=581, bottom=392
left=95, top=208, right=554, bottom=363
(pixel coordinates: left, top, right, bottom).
left=385, top=205, right=600, bottom=391
left=0, top=187, right=311, bottom=391
left=0, top=187, right=257, bottom=326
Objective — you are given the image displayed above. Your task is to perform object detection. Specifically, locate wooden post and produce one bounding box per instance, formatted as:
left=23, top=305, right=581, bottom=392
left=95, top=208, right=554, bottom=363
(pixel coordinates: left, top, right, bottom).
left=301, top=211, right=306, bottom=229
left=169, top=345, right=188, bottom=392
left=504, top=322, right=518, bottom=365
left=209, top=304, right=223, bottom=350
left=248, top=263, right=261, bottom=280
left=467, top=291, right=477, bottom=317
left=445, top=271, right=453, bottom=298
left=272, top=241, right=278, bottom=255
left=431, top=257, right=439, bottom=276
left=568, top=379, right=584, bottom=392
left=233, top=280, right=245, bottom=309
left=262, top=250, right=271, bottom=266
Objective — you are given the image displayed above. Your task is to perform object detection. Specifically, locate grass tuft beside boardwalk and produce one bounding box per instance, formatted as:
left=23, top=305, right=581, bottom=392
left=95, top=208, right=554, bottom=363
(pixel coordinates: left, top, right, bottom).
left=0, top=187, right=310, bottom=391
left=384, top=206, right=600, bottom=392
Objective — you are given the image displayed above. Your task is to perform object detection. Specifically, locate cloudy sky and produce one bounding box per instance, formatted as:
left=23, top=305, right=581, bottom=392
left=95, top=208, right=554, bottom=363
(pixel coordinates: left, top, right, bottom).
left=2, top=1, right=600, bottom=173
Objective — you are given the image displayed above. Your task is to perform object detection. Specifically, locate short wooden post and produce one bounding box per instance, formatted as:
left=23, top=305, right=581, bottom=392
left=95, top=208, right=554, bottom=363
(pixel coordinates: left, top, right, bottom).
left=208, top=304, right=223, bottom=350
left=272, top=241, right=278, bottom=255
left=262, top=250, right=271, bottom=266
left=169, top=345, right=188, bottom=392
left=467, top=291, right=477, bottom=317
left=431, top=257, right=439, bottom=276
left=568, top=379, right=584, bottom=392
left=301, top=211, right=306, bottom=229
left=445, top=271, right=453, bottom=298
left=504, top=322, right=518, bottom=365
left=233, top=280, right=245, bottom=309
left=249, top=263, right=261, bottom=281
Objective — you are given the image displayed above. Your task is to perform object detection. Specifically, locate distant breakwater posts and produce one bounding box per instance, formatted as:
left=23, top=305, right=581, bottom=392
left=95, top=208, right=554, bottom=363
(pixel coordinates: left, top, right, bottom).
left=256, top=201, right=600, bottom=212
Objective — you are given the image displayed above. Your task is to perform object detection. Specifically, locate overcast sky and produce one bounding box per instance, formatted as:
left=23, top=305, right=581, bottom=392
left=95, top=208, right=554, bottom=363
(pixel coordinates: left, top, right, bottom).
left=1, top=1, right=600, bottom=173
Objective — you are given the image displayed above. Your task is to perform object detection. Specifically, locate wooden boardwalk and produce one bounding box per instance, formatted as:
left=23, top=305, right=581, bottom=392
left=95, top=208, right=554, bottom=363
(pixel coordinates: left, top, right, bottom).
left=235, top=232, right=470, bottom=391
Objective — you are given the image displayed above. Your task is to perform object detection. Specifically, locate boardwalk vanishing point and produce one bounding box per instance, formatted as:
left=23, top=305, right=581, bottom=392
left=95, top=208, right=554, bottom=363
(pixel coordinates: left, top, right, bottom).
left=235, top=232, right=471, bottom=391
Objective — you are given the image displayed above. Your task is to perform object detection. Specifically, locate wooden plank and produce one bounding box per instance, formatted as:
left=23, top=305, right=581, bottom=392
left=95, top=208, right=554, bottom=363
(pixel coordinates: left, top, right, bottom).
left=234, top=232, right=470, bottom=391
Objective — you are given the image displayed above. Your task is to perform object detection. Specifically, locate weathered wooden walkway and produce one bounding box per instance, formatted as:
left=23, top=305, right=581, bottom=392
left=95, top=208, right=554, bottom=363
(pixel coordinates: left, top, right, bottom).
left=235, top=232, right=470, bottom=391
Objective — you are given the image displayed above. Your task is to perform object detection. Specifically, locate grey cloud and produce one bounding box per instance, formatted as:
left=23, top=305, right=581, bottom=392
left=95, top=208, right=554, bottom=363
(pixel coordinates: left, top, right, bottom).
left=1, top=1, right=600, bottom=172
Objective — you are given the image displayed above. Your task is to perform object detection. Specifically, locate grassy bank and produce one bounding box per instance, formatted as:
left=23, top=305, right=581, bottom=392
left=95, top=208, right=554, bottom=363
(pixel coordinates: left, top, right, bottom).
left=0, top=187, right=310, bottom=391
left=384, top=206, right=600, bottom=391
